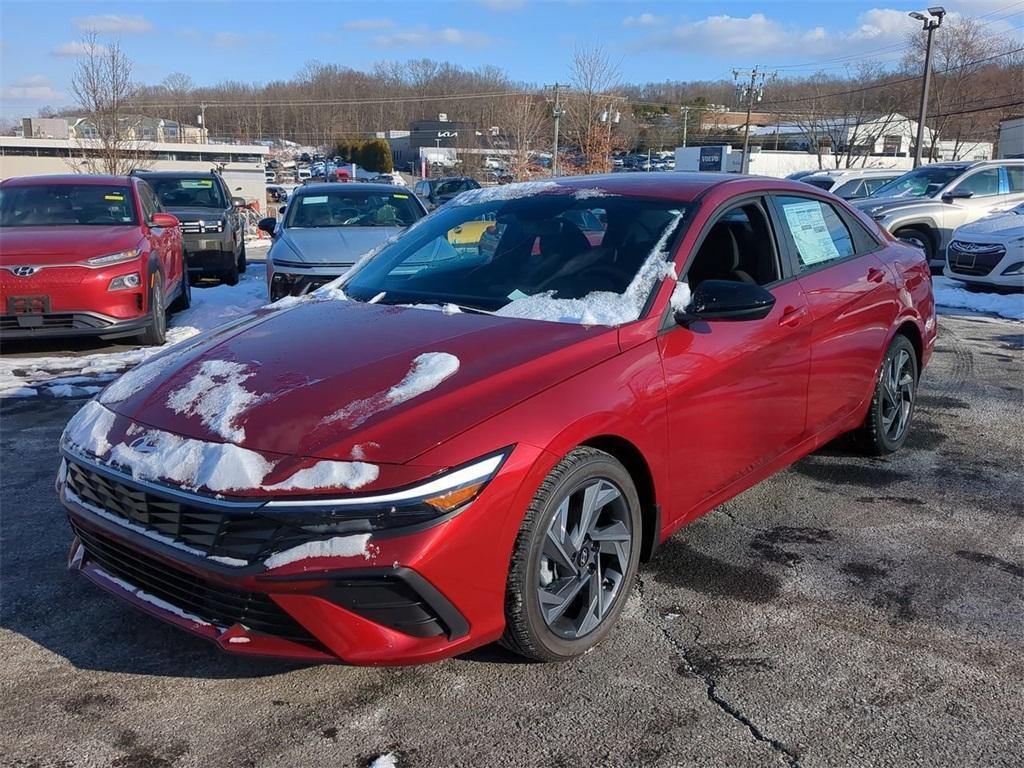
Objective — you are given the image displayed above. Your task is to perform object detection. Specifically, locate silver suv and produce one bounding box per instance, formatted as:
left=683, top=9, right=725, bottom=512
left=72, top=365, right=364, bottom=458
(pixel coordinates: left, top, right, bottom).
left=852, top=160, right=1024, bottom=268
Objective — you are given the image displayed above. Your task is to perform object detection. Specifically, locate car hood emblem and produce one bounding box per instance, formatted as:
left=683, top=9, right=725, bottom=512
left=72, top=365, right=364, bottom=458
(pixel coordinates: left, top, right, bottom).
left=128, top=434, right=162, bottom=454
left=11, top=266, right=38, bottom=276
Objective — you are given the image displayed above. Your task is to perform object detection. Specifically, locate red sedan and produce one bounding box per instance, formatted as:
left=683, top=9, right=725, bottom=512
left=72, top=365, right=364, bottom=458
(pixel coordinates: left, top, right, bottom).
left=0, top=174, right=189, bottom=345
left=57, top=173, right=936, bottom=664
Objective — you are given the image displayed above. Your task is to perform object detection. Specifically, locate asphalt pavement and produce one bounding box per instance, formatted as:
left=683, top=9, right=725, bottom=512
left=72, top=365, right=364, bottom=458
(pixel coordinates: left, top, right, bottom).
left=1, top=313, right=1021, bottom=768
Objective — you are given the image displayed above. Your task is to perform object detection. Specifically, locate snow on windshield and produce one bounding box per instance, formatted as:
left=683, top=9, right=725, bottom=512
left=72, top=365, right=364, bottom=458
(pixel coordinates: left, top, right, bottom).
left=493, top=211, right=683, bottom=326
left=329, top=352, right=460, bottom=428
left=166, top=360, right=265, bottom=442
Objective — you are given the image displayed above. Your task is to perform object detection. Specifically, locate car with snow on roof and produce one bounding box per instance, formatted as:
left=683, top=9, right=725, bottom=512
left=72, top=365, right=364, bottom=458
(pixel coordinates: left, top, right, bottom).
left=58, top=173, right=936, bottom=664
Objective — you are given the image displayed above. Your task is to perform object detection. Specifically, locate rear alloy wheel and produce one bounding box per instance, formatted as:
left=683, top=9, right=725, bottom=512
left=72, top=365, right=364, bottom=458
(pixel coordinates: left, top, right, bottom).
left=857, top=334, right=918, bottom=455
left=222, top=256, right=240, bottom=286
left=503, top=447, right=641, bottom=661
left=138, top=273, right=167, bottom=347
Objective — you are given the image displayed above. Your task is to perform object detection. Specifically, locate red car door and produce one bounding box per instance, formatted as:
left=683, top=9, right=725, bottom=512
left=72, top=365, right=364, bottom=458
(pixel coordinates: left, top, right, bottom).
left=137, top=181, right=178, bottom=293
left=772, top=194, right=898, bottom=434
left=658, top=197, right=811, bottom=524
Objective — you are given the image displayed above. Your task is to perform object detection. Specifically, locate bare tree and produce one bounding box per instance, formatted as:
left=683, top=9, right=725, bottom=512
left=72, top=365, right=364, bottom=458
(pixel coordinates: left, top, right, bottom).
left=161, top=72, right=195, bottom=142
left=69, top=32, right=149, bottom=174
left=493, top=94, right=548, bottom=179
left=565, top=45, right=621, bottom=173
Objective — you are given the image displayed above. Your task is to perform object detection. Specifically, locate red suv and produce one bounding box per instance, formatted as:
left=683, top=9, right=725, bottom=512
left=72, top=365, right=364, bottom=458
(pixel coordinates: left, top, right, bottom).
left=58, top=174, right=936, bottom=664
left=0, top=175, right=189, bottom=345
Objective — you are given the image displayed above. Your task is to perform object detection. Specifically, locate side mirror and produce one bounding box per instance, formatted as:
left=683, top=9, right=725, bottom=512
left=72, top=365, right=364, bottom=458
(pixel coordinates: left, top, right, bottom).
left=257, top=217, right=277, bottom=236
left=231, top=196, right=247, bottom=208
left=941, top=189, right=974, bottom=202
left=675, top=279, right=776, bottom=324
left=150, top=212, right=179, bottom=229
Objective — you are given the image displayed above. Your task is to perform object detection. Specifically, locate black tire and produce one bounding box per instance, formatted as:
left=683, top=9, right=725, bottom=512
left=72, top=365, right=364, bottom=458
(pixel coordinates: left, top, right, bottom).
left=222, top=257, right=239, bottom=286
left=502, top=447, right=642, bottom=662
left=238, top=238, right=247, bottom=274
left=856, top=334, right=919, bottom=455
left=137, top=273, right=167, bottom=347
left=170, top=251, right=191, bottom=312
left=894, top=227, right=935, bottom=265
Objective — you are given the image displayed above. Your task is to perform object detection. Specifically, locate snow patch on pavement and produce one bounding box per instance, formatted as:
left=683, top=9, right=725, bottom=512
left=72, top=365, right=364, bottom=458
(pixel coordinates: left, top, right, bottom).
left=166, top=360, right=263, bottom=442
left=263, top=534, right=372, bottom=569
left=329, top=352, right=460, bottom=427
left=933, top=276, right=1024, bottom=321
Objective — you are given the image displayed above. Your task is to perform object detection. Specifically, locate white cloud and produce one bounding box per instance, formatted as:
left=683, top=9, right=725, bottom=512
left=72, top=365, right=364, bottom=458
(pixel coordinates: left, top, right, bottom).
left=52, top=40, right=108, bottom=57
left=374, top=26, right=491, bottom=48
left=1, top=75, right=63, bottom=103
left=623, top=13, right=665, bottom=27
left=73, top=14, right=152, bottom=34
left=342, top=18, right=395, bottom=30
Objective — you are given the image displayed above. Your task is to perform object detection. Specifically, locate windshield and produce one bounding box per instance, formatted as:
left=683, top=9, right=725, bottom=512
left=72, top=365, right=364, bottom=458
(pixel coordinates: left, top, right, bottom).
left=285, top=189, right=424, bottom=228
left=0, top=184, right=137, bottom=227
left=148, top=177, right=225, bottom=209
left=435, top=179, right=476, bottom=198
left=872, top=166, right=965, bottom=199
left=343, top=191, right=687, bottom=325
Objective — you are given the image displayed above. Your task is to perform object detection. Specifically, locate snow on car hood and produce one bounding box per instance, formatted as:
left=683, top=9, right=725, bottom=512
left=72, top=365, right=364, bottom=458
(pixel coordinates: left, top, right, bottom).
left=276, top=226, right=405, bottom=266
left=954, top=206, right=1024, bottom=238
left=96, top=299, right=619, bottom=466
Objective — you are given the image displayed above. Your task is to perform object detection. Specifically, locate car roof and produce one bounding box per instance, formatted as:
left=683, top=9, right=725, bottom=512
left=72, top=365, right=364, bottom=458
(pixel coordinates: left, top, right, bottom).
left=291, top=182, right=407, bottom=194
left=1, top=174, right=135, bottom=187
left=133, top=170, right=218, bottom=178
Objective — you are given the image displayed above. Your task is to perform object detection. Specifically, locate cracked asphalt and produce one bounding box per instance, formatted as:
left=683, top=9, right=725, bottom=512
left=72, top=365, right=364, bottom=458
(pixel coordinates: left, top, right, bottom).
left=1, top=313, right=1022, bottom=768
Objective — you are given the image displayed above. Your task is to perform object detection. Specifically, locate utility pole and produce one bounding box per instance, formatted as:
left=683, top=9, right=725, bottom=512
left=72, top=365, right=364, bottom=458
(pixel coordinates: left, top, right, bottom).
left=545, top=83, right=566, bottom=177
left=198, top=103, right=208, bottom=144
left=680, top=105, right=690, bottom=148
left=909, top=7, right=945, bottom=167
left=599, top=100, right=620, bottom=170
left=732, top=67, right=773, bottom=174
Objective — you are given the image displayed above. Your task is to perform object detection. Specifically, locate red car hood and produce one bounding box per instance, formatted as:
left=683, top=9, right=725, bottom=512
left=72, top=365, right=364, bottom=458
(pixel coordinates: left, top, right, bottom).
left=0, top=226, right=142, bottom=264
left=103, top=300, right=620, bottom=465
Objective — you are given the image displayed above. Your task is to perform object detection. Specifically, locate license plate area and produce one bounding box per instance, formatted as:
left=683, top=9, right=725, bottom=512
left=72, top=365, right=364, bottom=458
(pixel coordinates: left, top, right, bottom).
left=7, top=295, right=51, bottom=316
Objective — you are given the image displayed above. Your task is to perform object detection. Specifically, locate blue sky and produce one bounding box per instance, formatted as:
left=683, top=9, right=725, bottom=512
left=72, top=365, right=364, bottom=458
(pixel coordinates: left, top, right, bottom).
left=0, top=0, right=1019, bottom=118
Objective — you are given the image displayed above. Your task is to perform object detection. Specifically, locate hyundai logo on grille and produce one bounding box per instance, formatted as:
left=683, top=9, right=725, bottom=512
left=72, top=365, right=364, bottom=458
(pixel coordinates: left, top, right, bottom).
left=951, top=241, right=1001, bottom=254
left=11, top=266, right=38, bottom=276
left=128, top=435, right=162, bottom=454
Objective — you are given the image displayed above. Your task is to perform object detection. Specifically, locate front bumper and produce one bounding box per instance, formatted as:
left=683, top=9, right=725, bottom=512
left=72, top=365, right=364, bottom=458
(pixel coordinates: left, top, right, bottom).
left=183, top=234, right=236, bottom=275
left=267, top=259, right=350, bottom=301
left=0, top=310, right=151, bottom=340
left=58, top=445, right=538, bottom=664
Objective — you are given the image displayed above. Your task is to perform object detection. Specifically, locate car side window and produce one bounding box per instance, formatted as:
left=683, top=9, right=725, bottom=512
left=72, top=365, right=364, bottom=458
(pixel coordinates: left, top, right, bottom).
left=685, top=202, right=781, bottom=289
left=954, top=168, right=1001, bottom=198
left=775, top=196, right=855, bottom=272
left=833, top=179, right=862, bottom=198
left=137, top=183, right=159, bottom=221
left=1005, top=166, right=1024, bottom=193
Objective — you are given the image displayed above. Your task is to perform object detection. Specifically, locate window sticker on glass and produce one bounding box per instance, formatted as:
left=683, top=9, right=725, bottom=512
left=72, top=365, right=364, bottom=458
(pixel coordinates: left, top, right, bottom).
left=393, top=193, right=410, bottom=199
left=181, top=180, right=214, bottom=188
left=104, top=194, right=124, bottom=201
left=782, top=201, right=841, bottom=265
left=302, top=196, right=329, bottom=204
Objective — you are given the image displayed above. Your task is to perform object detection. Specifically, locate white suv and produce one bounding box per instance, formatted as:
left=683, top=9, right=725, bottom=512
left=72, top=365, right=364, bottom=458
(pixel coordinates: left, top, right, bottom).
left=943, top=203, right=1024, bottom=291
left=799, top=168, right=903, bottom=200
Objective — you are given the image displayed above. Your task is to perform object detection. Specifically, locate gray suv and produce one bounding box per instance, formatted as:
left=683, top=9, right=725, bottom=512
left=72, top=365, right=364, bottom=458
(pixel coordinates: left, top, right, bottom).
left=852, top=160, right=1024, bottom=268
left=133, top=170, right=247, bottom=285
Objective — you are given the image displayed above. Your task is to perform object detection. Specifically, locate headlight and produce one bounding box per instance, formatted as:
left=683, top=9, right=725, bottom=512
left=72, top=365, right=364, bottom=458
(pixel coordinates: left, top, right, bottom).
left=108, top=272, right=141, bottom=291
left=87, top=248, right=139, bottom=267
left=261, top=449, right=510, bottom=531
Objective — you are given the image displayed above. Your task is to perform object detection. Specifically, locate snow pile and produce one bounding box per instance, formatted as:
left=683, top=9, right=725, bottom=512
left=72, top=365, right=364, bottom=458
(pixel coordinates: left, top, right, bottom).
left=263, top=533, right=371, bottom=569
left=330, top=352, right=460, bottom=427
left=933, top=277, right=1024, bottom=321
left=166, top=360, right=264, bottom=442
left=495, top=211, right=683, bottom=326
left=367, top=754, right=399, bottom=768
left=108, top=427, right=274, bottom=493
left=265, top=459, right=379, bottom=491
left=1, top=266, right=269, bottom=399
left=61, top=399, right=118, bottom=457
left=451, top=181, right=563, bottom=206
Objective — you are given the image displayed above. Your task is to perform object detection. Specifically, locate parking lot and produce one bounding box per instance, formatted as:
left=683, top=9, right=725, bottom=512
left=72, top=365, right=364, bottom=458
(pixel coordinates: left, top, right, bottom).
left=1, top=310, right=1021, bottom=768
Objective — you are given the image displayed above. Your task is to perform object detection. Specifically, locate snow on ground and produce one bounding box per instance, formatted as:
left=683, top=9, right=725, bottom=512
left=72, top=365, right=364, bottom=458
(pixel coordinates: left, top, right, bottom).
left=0, top=257, right=270, bottom=399
left=933, top=276, right=1024, bottom=322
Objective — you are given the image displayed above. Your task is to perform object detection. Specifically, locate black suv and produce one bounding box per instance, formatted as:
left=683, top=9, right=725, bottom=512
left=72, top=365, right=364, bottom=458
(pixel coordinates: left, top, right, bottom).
left=132, top=170, right=247, bottom=285
left=413, top=176, right=481, bottom=209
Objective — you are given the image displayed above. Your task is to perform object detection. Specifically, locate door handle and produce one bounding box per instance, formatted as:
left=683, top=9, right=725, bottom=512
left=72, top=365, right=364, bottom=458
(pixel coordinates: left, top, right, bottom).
left=867, top=267, right=885, bottom=283
left=779, top=305, right=807, bottom=327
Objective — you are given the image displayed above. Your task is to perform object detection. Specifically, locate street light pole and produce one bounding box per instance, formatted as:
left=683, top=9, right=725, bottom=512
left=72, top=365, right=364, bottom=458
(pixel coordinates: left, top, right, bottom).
left=910, top=7, right=945, bottom=168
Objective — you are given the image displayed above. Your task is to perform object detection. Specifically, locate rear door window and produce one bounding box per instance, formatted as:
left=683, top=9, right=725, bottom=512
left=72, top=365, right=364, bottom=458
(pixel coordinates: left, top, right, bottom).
left=775, top=196, right=856, bottom=272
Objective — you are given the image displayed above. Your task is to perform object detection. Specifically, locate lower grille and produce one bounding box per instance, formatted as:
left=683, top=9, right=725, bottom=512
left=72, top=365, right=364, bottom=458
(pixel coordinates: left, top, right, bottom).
left=1, top=313, right=112, bottom=331
left=72, top=521, right=319, bottom=645
left=948, top=242, right=1006, bottom=277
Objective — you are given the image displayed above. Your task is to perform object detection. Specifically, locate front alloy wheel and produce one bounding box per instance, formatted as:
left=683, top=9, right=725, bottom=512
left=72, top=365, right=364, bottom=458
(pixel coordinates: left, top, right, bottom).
left=503, top=447, right=641, bottom=661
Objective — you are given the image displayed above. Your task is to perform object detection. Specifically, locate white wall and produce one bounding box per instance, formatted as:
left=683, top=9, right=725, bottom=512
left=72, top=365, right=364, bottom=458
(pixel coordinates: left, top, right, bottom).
left=674, top=146, right=920, bottom=178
